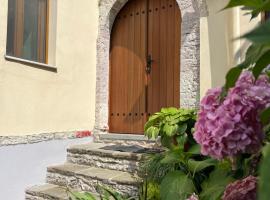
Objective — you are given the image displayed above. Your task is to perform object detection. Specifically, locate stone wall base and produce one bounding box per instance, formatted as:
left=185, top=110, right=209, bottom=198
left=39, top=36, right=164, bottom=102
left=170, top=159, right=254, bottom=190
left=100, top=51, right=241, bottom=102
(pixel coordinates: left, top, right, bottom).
left=0, top=131, right=92, bottom=147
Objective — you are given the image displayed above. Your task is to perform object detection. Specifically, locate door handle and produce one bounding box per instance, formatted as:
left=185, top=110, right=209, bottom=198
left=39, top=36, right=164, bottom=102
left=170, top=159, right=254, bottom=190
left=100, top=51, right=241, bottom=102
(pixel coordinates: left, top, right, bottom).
left=146, top=55, right=153, bottom=74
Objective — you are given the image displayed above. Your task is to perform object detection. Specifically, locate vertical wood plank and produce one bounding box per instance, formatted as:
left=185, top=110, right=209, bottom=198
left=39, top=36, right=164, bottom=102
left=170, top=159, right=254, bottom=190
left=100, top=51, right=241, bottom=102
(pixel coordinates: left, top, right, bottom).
left=147, top=0, right=153, bottom=116
left=159, top=0, right=167, bottom=108
left=127, top=1, right=135, bottom=133
left=132, top=0, right=139, bottom=133
left=140, top=0, right=147, bottom=133
left=174, top=0, right=181, bottom=107
left=166, top=0, right=175, bottom=106
left=152, top=0, right=161, bottom=114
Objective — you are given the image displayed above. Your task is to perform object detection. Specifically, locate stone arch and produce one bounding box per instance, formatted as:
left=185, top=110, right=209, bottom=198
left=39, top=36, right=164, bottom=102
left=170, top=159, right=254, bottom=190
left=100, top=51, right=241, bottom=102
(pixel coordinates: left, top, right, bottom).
left=95, top=0, right=203, bottom=132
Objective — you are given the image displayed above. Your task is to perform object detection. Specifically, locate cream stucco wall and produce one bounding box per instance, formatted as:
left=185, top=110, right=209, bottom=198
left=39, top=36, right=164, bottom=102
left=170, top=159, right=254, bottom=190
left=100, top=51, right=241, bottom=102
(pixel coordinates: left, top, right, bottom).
left=0, top=0, right=99, bottom=136
left=200, top=0, right=261, bottom=97
left=0, top=0, right=261, bottom=137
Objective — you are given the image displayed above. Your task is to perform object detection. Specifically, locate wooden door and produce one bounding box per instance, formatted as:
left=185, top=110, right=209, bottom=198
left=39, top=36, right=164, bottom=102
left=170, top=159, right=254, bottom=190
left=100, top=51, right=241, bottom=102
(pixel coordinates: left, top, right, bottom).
left=109, top=0, right=181, bottom=134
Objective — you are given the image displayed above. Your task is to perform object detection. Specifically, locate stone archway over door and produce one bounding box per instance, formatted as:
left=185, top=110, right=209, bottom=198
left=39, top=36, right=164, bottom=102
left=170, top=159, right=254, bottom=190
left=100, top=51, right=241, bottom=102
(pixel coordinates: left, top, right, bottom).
left=109, top=0, right=181, bottom=134
left=95, top=0, right=202, bottom=134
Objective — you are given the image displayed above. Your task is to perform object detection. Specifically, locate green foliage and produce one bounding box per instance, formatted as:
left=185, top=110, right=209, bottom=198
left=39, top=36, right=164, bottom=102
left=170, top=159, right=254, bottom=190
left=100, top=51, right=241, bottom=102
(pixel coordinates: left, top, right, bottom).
left=140, top=181, right=161, bottom=200
left=225, top=0, right=270, bottom=18
left=260, top=107, right=270, bottom=125
left=225, top=66, right=243, bottom=89
left=160, top=171, right=196, bottom=200
left=252, top=50, right=270, bottom=78
left=243, top=20, right=270, bottom=44
left=259, top=144, right=270, bottom=200
left=200, top=166, right=234, bottom=200
left=144, top=108, right=196, bottom=149
left=69, top=191, right=97, bottom=200
left=223, top=1, right=270, bottom=91
left=140, top=153, right=176, bottom=184
left=68, top=186, right=137, bottom=200
left=187, top=159, right=217, bottom=175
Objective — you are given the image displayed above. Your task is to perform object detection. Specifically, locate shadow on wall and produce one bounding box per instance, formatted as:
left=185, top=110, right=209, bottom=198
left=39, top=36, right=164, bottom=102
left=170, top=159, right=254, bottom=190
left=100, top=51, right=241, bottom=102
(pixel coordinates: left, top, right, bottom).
left=207, top=0, right=234, bottom=88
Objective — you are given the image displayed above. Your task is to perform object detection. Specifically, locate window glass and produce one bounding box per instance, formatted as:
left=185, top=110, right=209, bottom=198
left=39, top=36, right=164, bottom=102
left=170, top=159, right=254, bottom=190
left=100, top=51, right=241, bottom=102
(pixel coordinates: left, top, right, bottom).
left=6, top=0, right=48, bottom=63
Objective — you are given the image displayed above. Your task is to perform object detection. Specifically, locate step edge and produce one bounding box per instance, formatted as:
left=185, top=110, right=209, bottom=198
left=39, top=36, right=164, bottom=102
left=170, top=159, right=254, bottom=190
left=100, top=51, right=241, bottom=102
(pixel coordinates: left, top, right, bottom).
left=26, top=184, right=69, bottom=200
left=47, top=164, right=141, bottom=185
left=67, top=147, right=143, bottom=160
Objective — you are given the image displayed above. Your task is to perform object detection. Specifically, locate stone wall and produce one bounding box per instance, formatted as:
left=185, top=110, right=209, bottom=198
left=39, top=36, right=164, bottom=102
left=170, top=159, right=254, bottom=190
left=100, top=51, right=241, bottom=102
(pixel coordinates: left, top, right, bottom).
left=95, top=0, right=205, bottom=132
left=0, top=131, right=90, bottom=146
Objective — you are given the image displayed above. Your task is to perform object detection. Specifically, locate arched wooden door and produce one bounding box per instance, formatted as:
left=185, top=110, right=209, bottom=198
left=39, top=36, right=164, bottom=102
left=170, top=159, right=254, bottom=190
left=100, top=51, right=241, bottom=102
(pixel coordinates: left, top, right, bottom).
left=109, top=0, right=181, bottom=134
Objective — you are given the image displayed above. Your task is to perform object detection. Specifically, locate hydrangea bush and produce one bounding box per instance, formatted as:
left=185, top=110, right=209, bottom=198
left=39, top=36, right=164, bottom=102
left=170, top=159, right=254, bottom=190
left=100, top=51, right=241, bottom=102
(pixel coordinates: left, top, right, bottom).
left=222, top=176, right=258, bottom=200
left=194, top=71, right=270, bottom=159
left=143, top=71, right=270, bottom=200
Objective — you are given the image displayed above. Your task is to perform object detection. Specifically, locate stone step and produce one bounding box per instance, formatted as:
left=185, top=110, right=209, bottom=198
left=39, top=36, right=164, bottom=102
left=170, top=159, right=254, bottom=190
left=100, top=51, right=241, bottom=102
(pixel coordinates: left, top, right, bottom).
left=26, top=184, right=100, bottom=200
left=94, top=133, right=158, bottom=147
left=67, top=143, right=145, bottom=173
left=25, top=184, right=70, bottom=200
left=46, top=163, right=141, bottom=197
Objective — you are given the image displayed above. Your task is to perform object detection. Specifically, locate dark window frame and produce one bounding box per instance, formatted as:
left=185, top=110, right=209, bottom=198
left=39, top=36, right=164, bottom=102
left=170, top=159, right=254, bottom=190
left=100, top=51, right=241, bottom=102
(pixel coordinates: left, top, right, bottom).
left=6, top=0, right=50, bottom=64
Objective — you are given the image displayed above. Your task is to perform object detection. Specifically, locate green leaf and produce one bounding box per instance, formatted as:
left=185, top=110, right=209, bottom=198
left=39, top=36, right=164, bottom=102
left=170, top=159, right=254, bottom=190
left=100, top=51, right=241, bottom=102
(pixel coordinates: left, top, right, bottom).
left=239, top=44, right=270, bottom=69
left=161, top=135, right=174, bottom=149
left=144, top=114, right=161, bottom=131
left=69, top=191, right=97, bottom=200
left=251, top=0, right=270, bottom=19
left=243, top=20, right=270, bottom=45
left=187, top=144, right=201, bottom=155
left=260, top=107, right=270, bottom=125
left=161, top=148, right=185, bottom=164
left=259, top=144, right=270, bottom=200
left=161, top=107, right=179, bottom=114
left=176, top=134, right=187, bottom=148
left=200, top=168, right=234, bottom=200
left=163, top=123, right=179, bottom=137
left=224, top=0, right=263, bottom=9
left=252, top=50, right=270, bottom=78
left=188, top=159, right=217, bottom=174
left=160, top=171, right=196, bottom=200
left=101, top=189, right=123, bottom=200
left=225, top=66, right=243, bottom=90
left=178, top=123, right=188, bottom=135
left=145, top=127, right=160, bottom=139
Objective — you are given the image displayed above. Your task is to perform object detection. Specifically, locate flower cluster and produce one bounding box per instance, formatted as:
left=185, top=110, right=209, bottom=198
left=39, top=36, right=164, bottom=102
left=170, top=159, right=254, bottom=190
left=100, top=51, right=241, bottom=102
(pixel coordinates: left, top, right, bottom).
left=194, top=71, right=270, bottom=159
left=222, top=176, right=257, bottom=200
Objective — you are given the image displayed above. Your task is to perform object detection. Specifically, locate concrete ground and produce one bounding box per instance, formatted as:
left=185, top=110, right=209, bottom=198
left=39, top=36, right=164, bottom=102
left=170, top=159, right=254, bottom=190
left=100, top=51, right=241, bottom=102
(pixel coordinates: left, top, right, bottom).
left=0, top=137, right=93, bottom=200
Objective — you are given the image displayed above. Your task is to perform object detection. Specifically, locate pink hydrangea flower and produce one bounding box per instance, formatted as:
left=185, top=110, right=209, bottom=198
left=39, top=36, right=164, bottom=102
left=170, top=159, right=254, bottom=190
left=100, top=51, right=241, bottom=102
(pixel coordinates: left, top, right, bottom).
left=222, top=176, right=257, bottom=200
left=194, top=71, right=270, bottom=159
left=186, top=194, right=199, bottom=200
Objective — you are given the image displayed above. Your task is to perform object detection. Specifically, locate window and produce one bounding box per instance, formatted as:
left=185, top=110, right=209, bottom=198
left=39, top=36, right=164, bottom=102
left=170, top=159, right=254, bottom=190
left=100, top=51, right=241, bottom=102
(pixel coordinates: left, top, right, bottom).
left=6, top=0, right=49, bottom=64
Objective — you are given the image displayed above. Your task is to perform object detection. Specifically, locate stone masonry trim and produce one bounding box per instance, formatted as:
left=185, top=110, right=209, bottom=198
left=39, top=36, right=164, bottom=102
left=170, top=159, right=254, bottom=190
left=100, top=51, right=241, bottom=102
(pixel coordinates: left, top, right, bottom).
left=95, top=0, right=204, bottom=132
left=0, top=131, right=89, bottom=147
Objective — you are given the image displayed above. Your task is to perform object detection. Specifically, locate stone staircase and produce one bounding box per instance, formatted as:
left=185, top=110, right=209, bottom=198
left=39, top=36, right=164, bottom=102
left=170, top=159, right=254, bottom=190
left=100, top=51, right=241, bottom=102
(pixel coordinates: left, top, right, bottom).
left=25, top=135, right=158, bottom=200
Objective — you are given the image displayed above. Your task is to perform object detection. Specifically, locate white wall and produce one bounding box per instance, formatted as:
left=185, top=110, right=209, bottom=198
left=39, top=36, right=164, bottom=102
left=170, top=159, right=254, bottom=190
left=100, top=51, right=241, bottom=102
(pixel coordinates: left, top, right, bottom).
left=0, top=137, right=92, bottom=200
